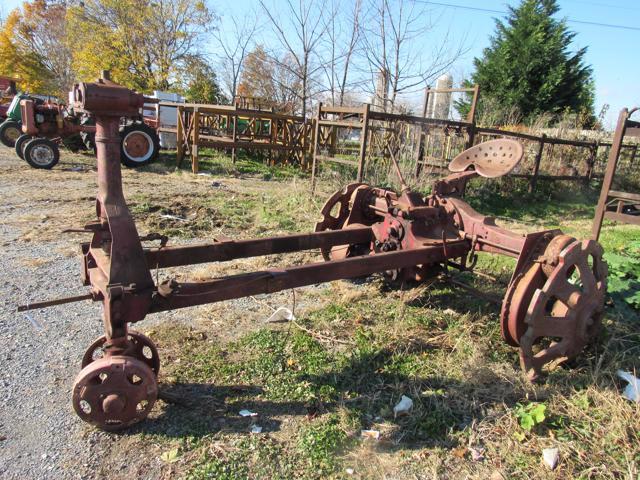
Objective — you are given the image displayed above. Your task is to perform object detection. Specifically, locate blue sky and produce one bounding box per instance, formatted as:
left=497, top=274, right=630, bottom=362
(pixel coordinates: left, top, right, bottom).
left=2, top=0, right=638, bottom=127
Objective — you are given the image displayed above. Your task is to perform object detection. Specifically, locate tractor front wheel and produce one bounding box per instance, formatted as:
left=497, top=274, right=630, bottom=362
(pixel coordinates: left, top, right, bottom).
left=23, top=138, right=60, bottom=169
left=15, top=134, right=34, bottom=160
left=120, top=123, right=159, bottom=168
left=0, top=120, right=22, bottom=148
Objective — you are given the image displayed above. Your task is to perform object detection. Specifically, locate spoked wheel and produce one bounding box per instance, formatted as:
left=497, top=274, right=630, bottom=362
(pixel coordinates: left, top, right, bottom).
left=72, top=356, right=158, bottom=431
left=500, top=235, right=576, bottom=347
left=517, top=239, right=607, bottom=381
left=315, top=183, right=371, bottom=261
left=82, top=330, right=160, bottom=376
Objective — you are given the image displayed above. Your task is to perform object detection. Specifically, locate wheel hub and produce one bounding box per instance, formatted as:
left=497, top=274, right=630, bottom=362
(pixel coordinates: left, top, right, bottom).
left=6, top=126, right=20, bottom=142
left=31, top=145, right=54, bottom=166
left=123, top=131, right=151, bottom=160
left=72, top=355, right=157, bottom=430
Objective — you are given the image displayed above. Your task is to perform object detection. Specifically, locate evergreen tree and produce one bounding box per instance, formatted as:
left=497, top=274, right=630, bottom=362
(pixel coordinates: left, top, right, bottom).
left=459, top=0, right=594, bottom=124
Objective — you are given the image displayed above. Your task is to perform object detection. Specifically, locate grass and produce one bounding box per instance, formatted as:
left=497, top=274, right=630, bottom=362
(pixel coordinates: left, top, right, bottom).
left=117, top=153, right=639, bottom=479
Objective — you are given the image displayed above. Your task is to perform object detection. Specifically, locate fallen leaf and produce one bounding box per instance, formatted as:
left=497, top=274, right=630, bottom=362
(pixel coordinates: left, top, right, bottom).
left=451, top=446, right=467, bottom=458
left=160, top=448, right=180, bottom=463
left=361, top=429, right=380, bottom=440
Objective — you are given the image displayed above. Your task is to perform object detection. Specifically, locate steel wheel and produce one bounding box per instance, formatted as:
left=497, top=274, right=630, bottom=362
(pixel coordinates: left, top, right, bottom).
left=315, top=183, right=370, bottom=260
left=500, top=235, right=576, bottom=347
left=519, top=239, right=607, bottom=381
left=72, top=356, right=157, bottom=431
left=82, top=330, right=160, bottom=376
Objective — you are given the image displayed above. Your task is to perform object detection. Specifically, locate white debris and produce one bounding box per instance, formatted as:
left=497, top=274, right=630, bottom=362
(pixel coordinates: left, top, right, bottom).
left=360, top=429, right=380, bottom=440
left=617, top=370, right=640, bottom=402
left=239, top=409, right=258, bottom=417
left=393, top=395, right=414, bottom=418
left=160, top=214, right=187, bottom=222
left=24, top=313, right=43, bottom=331
left=345, top=468, right=355, bottom=475
left=250, top=425, right=263, bottom=434
left=542, top=448, right=559, bottom=470
left=265, top=307, right=295, bottom=323
left=470, top=446, right=485, bottom=462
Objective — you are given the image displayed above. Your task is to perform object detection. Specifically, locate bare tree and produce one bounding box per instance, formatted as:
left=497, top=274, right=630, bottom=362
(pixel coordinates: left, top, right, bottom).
left=319, top=0, right=363, bottom=106
left=361, top=0, right=466, bottom=112
left=258, top=0, right=330, bottom=119
left=212, top=12, right=259, bottom=102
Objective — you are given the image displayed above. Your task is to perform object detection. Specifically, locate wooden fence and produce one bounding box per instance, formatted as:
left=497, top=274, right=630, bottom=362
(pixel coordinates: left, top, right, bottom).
left=158, top=102, right=312, bottom=173
left=158, top=97, right=639, bottom=193
left=310, top=104, right=640, bottom=193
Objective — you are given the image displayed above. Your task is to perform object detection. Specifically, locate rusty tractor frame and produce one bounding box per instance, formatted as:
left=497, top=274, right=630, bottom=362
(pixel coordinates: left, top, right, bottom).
left=20, top=78, right=608, bottom=431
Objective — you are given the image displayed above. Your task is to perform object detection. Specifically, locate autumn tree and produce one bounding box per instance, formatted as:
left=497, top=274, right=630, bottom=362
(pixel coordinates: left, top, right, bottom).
left=67, top=0, right=214, bottom=92
left=238, top=45, right=301, bottom=114
left=459, top=0, right=594, bottom=123
left=0, top=0, right=73, bottom=97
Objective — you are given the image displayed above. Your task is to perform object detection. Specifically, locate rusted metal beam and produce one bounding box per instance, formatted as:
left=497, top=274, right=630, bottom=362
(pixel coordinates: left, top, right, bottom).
left=151, top=241, right=469, bottom=312
left=144, top=227, right=374, bottom=269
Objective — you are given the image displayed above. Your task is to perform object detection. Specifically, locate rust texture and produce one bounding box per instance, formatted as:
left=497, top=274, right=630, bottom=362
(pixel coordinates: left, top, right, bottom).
left=26, top=79, right=607, bottom=430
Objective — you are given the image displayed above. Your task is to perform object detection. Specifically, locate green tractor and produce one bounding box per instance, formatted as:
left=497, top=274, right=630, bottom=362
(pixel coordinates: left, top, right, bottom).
left=0, top=93, right=25, bottom=147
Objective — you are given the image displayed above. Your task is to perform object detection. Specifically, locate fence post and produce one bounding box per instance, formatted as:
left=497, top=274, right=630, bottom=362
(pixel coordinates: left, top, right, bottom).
left=176, top=105, right=184, bottom=168
left=584, top=142, right=598, bottom=186
left=311, top=102, right=322, bottom=192
left=231, top=112, right=237, bottom=163
left=467, top=85, right=480, bottom=124
left=529, top=134, right=546, bottom=193
left=357, top=103, right=371, bottom=182
left=191, top=108, right=200, bottom=174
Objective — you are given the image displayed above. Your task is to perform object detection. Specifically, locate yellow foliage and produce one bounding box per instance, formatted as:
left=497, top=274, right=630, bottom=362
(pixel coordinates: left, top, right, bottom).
left=67, top=0, right=213, bottom=93
left=0, top=1, right=72, bottom=97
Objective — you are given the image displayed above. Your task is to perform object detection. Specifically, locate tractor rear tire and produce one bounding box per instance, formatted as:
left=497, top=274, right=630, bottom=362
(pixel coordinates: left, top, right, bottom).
left=0, top=120, right=22, bottom=148
left=15, top=134, right=33, bottom=160
left=23, top=138, right=60, bottom=169
left=120, top=123, right=159, bottom=168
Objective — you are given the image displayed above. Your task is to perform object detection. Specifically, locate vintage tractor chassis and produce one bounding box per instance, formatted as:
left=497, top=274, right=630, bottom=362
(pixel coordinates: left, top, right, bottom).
left=21, top=78, right=607, bottom=431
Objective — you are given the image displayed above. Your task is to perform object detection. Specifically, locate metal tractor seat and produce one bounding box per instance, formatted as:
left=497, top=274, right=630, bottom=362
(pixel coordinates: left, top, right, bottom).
left=449, top=138, right=524, bottom=178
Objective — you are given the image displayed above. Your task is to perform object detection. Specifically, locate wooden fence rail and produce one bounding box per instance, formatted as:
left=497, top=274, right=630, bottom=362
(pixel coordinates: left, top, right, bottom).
left=158, top=99, right=639, bottom=192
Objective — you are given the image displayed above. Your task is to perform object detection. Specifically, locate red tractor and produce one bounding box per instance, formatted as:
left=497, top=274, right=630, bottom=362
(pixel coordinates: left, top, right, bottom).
left=0, top=76, right=18, bottom=121
left=14, top=96, right=159, bottom=169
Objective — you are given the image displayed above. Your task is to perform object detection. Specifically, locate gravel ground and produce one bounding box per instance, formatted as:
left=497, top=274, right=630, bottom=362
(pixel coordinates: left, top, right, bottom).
left=0, top=149, right=325, bottom=479
left=0, top=151, right=179, bottom=479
